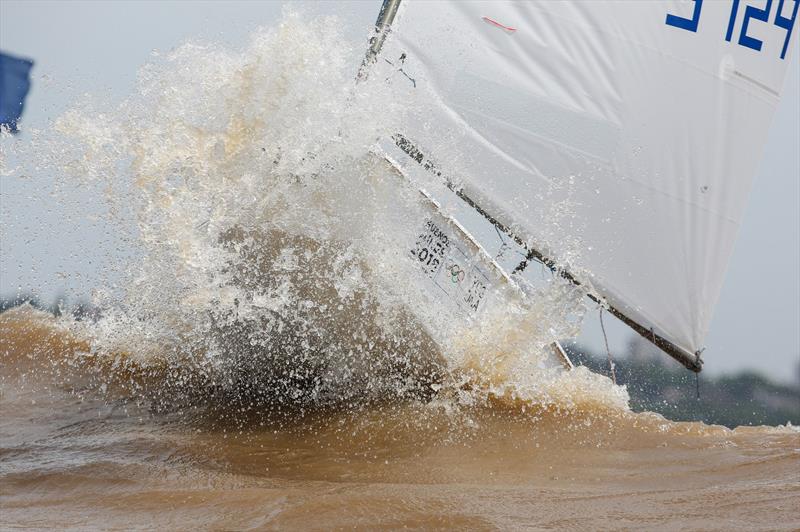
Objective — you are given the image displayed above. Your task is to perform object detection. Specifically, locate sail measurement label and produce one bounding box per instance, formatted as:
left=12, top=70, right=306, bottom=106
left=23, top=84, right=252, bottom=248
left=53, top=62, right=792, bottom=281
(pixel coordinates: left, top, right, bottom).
left=410, top=218, right=490, bottom=315
left=411, top=219, right=449, bottom=275
left=666, top=0, right=798, bottom=59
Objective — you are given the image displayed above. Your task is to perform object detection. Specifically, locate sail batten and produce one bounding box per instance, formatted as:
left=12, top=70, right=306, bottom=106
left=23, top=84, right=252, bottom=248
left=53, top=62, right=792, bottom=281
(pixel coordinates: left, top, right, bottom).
left=368, top=0, right=797, bottom=370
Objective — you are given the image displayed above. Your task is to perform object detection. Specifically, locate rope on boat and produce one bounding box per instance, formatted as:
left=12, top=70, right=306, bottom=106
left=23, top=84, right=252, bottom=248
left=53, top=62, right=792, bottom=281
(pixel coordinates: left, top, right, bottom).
left=600, top=308, right=617, bottom=385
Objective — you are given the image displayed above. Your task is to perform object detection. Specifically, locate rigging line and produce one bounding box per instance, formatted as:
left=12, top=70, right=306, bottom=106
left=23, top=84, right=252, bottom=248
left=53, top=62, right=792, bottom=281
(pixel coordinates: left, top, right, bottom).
left=599, top=307, right=617, bottom=385
left=694, top=348, right=704, bottom=399
left=381, top=57, right=417, bottom=87
left=493, top=224, right=505, bottom=245
left=493, top=225, right=510, bottom=261
left=512, top=248, right=535, bottom=274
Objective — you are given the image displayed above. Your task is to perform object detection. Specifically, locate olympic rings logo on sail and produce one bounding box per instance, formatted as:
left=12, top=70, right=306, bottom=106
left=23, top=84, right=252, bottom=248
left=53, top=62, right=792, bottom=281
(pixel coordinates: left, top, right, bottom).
left=446, top=263, right=466, bottom=284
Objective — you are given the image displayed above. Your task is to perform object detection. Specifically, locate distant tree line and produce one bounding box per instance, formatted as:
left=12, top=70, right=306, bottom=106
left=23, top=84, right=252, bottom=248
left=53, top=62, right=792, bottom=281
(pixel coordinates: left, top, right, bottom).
left=566, top=337, right=800, bottom=428
left=0, top=292, right=99, bottom=320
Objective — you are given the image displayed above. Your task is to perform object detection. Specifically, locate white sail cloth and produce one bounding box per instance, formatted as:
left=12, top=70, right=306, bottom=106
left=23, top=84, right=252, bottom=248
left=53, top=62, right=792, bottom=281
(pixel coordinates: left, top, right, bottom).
left=380, top=0, right=797, bottom=358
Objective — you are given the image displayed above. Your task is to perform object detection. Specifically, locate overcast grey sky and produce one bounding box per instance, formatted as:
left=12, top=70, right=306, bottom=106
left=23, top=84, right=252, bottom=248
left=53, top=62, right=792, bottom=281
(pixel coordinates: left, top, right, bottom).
left=1, top=1, right=798, bottom=382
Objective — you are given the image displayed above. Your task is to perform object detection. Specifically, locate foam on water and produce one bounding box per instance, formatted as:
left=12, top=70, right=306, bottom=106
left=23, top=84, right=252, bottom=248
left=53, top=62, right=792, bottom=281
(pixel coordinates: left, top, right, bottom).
left=1, top=11, right=627, bottom=419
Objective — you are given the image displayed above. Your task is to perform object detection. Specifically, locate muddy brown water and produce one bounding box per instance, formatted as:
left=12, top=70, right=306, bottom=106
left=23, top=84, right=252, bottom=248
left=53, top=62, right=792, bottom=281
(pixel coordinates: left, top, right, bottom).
left=1, top=307, right=798, bottom=531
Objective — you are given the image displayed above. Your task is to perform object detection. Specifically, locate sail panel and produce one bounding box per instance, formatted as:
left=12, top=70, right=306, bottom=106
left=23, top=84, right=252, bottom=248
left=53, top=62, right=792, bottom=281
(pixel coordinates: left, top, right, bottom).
left=380, top=0, right=796, bottom=357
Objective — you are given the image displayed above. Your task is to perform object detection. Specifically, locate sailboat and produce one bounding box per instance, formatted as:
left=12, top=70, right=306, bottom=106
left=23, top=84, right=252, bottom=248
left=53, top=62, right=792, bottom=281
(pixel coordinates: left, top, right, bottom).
left=357, top=0, right=798, bottom=374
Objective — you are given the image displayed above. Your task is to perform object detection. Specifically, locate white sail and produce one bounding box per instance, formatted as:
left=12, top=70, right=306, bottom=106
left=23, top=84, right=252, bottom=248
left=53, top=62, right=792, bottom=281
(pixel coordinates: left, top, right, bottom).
left=376, top=0, right=797, bottom=365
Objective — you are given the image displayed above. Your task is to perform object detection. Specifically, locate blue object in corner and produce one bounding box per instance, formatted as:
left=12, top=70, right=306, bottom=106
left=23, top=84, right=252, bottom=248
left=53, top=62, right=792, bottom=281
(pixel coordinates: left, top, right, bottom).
left=0, top=51, right=34, bottom=132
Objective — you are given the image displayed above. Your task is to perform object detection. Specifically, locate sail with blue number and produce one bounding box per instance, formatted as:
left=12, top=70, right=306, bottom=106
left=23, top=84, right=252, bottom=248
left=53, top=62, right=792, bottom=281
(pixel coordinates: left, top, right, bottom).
left=371, top=0, right=798, bottom=370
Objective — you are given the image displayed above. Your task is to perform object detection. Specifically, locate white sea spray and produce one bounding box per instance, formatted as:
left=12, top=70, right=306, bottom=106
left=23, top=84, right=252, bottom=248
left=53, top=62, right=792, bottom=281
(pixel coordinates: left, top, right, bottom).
left=2, top=10, right=626, bottom=416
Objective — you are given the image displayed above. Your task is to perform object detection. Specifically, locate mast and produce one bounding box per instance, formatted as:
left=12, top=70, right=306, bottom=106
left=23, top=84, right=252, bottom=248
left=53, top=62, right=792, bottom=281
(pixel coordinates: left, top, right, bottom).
left=357, top=0, right=402, bottom=81
left=360, top=0, right=704, bottom=373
